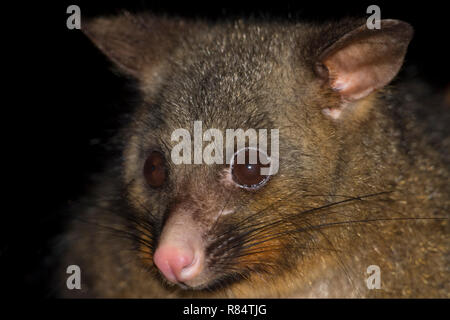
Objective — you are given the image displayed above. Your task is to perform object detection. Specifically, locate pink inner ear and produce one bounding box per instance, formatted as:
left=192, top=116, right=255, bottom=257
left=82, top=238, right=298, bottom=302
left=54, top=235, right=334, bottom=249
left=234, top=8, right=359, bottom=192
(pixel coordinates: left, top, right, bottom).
left=323, top=41, right=398, bottom=101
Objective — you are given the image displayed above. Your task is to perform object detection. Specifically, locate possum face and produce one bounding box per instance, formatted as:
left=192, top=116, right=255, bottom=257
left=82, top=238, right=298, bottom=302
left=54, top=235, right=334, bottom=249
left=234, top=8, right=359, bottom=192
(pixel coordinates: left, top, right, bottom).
left=84, top=14, right=412, bottom=291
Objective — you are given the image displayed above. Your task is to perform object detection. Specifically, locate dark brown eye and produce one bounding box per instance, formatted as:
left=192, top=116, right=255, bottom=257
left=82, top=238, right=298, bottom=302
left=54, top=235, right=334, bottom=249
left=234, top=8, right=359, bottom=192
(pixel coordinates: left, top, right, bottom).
left=143, top=151, right=166, bottom=188
left=231, top=148, right=270, bottom=189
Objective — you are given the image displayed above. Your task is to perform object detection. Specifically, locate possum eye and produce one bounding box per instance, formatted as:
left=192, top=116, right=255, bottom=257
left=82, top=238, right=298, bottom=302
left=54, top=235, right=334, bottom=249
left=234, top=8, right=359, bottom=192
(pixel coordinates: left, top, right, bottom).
left=231, top=148, right=270, bottom=190
left=143, top=151, right=166, bottom=188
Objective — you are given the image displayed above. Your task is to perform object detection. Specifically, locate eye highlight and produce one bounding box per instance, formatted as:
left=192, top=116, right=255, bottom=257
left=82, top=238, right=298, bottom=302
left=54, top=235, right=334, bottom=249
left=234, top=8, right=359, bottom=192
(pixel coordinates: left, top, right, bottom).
left=230, top=148, right=270, bottom=190
left=143, top=151, right=166, bottom=188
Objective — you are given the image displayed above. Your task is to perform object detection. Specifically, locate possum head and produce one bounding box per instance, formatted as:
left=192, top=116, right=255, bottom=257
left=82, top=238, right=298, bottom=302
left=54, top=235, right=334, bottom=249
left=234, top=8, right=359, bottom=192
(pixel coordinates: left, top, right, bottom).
left=83, top=13, right=412, bottom=292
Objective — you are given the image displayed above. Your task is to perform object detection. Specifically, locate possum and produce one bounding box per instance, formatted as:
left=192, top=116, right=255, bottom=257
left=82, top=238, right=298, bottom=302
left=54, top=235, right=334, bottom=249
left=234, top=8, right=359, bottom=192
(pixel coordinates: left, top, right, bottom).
left=54, top=12, right=449, bottom=298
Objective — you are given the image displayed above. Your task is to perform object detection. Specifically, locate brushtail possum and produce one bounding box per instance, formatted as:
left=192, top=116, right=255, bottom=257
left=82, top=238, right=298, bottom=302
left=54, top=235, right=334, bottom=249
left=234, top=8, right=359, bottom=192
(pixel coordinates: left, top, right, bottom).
left=56, top=13, right=449, bottom=298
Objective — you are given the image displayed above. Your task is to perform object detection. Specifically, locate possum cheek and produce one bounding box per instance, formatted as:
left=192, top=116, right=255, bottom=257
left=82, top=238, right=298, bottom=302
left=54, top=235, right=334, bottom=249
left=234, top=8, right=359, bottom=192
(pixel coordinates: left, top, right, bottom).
left=153, top=207, right=208, bottom=288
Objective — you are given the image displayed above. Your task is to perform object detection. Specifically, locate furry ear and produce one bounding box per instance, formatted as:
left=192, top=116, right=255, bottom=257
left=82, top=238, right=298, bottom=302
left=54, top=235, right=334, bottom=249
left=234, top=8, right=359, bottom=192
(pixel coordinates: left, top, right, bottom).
left=82, top=12, right=193, bottom=79
left=316, top=19, right=413, bottom=118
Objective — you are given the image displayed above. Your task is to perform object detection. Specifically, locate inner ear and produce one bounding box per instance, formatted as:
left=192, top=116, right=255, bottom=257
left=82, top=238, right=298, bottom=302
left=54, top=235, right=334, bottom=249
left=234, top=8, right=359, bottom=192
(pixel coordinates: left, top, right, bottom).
left=318, top=19, right=413, bottom=103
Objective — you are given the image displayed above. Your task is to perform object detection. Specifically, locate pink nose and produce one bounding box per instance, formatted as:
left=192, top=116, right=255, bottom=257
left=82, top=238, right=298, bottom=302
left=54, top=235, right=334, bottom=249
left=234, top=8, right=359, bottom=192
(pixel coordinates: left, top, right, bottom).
left=153, top=244, right=201, bottom=284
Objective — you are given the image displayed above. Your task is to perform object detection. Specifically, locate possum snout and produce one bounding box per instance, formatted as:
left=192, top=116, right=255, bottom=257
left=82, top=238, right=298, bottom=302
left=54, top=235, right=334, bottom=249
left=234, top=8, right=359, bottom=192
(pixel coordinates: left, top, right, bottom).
left=153, top=204, right=212, bottom=289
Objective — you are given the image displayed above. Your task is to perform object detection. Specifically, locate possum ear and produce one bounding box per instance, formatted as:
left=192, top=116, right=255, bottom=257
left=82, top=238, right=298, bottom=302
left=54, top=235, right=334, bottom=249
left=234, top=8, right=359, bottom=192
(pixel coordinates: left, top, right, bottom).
left=82, top=12, right=191, bottom=79
left=316, top=19, right=413, bottom=117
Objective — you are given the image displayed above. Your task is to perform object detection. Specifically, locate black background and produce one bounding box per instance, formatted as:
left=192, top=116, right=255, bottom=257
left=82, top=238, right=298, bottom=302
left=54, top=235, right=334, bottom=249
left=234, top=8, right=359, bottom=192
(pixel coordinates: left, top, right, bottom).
left=3, top=0, right=449, bottom=299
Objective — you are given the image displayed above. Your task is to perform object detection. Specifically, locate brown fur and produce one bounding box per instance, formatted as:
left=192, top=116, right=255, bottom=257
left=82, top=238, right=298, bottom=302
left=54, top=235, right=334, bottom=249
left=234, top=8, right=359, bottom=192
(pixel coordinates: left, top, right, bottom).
left=55, top=13, right=449, bottom=298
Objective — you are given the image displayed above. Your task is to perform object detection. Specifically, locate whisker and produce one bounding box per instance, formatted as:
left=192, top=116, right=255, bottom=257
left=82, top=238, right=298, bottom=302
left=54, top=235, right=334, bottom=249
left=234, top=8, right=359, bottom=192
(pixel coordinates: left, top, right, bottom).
left=236, top=216, right=447, bottom=254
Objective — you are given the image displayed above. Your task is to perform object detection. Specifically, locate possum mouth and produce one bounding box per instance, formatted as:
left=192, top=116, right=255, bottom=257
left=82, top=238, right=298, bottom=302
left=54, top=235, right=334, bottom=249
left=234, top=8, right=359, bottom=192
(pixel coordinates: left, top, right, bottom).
left=150, top=222, right=258, bottom=291
left=156, top=251, right=250, bottom=292
left=150, top=246, right=243, bottom=291
left=151, top=231, right=276, bottom=291
left=152, top=231, right=245, bottom=290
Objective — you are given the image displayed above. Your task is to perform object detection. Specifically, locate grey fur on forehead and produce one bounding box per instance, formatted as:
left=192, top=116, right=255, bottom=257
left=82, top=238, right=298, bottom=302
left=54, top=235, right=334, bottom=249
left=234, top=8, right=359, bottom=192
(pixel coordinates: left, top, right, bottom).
left=134, top=17, right=364, bottom=126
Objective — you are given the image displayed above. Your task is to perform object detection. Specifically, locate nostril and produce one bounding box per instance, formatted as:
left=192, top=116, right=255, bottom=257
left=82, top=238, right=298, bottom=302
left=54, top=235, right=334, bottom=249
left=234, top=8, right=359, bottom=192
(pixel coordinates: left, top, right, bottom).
left=153, top=245, right=197, bottom=284
left=179, top=253, right=201, bottom=281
